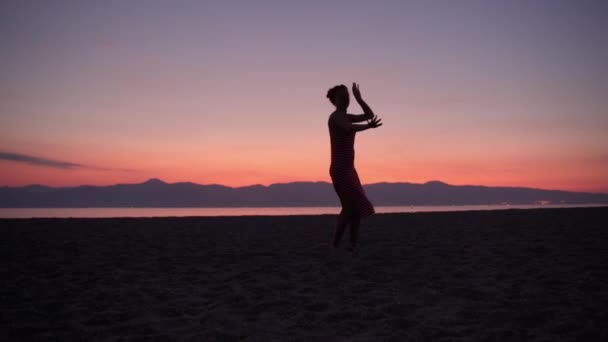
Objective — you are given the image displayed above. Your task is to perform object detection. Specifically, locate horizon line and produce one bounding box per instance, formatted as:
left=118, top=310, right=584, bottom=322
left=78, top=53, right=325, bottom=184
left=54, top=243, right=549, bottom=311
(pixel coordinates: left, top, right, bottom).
left=2, top=178, right=607, bottom=195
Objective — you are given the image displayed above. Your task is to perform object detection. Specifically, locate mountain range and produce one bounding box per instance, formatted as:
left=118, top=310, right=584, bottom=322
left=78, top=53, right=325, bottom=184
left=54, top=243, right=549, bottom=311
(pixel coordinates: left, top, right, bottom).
left=1, top=178, right=607, bottom=207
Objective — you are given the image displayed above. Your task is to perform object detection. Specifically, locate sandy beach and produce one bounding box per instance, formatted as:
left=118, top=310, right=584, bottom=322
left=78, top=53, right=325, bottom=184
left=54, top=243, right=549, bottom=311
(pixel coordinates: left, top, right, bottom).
left=2, top=207, right=607, bottom=341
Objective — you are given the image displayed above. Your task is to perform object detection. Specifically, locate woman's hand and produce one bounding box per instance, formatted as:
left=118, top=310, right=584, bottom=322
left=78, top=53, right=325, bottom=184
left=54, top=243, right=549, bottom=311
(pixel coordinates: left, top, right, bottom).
left=352, top=82, right=377, bottom=123
left=352, top=82, right=362, bottom=101
left=368, top=115, right=383, bottom=128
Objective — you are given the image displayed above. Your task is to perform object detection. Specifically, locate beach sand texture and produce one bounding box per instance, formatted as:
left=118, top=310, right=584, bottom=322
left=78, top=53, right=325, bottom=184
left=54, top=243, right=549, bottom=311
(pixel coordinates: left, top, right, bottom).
left=2, top=207, right=607, bottom=341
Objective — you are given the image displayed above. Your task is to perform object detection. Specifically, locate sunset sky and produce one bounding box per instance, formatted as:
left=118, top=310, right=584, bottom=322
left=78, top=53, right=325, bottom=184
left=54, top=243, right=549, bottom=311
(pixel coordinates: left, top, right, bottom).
left=1, top=0, right=607, bottom=192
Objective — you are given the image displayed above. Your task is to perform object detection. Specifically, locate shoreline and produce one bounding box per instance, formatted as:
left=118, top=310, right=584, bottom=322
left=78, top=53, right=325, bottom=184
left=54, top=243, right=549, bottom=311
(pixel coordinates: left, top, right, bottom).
left=1, top=204, right=606, bottom=219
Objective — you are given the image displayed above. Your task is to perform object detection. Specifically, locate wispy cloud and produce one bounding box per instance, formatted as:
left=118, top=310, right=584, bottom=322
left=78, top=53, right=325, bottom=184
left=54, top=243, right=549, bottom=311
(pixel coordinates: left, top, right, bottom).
left=0, top=151, right=133, bottom=172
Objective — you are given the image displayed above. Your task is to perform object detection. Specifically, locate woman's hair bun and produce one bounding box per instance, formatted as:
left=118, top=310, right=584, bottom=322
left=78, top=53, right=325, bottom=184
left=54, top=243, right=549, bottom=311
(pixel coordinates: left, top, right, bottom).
left=326, top=84, right=346, bottom=105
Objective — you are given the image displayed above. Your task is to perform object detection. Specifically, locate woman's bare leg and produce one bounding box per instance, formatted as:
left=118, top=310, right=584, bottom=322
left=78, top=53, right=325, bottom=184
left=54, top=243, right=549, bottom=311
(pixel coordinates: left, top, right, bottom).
left=333, top=210, right=349, bottom=248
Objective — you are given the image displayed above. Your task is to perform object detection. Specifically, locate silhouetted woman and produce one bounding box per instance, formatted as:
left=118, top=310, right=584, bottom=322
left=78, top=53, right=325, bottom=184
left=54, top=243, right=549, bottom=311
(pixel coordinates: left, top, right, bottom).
left=327, top=83, right=382, bottom=252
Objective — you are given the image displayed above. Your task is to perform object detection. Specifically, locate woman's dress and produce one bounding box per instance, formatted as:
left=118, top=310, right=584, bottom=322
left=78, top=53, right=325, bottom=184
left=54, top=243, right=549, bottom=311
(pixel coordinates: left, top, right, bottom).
left=328, top=115, right=375, bottom=218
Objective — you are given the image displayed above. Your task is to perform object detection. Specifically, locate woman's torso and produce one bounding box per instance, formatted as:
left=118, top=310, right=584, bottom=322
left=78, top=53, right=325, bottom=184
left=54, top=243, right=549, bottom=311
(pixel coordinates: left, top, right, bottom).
left=328, top=113, right=355, bottom=174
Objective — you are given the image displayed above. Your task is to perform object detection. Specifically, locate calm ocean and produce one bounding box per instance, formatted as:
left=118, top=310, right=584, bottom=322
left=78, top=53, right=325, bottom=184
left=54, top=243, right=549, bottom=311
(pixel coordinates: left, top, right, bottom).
left=0, top=204, right=605, bottom=218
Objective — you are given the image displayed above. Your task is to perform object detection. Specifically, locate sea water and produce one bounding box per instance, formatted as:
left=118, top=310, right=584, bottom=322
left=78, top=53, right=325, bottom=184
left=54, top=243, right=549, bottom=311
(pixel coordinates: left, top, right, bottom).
left=0, top=204, right=605, bottom=218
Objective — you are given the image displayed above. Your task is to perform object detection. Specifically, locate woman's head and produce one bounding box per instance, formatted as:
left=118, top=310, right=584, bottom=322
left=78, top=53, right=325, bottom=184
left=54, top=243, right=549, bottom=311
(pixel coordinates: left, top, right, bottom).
left=327, top=84, right=349, bottom=109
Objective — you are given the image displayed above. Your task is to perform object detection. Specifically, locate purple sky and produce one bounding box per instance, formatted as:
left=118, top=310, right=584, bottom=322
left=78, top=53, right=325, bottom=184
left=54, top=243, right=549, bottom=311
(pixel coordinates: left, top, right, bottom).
left=1, top=0, right=607, bottom=191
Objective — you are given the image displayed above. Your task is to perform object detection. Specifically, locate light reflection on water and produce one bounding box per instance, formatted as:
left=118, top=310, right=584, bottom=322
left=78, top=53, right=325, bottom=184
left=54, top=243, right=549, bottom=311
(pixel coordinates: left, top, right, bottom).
left=0, top=204, right=605, bottom=218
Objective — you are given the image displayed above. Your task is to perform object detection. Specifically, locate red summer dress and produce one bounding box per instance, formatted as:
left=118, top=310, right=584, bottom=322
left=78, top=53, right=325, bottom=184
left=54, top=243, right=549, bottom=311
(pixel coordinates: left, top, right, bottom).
left=328, top=115, right=375, bottom=218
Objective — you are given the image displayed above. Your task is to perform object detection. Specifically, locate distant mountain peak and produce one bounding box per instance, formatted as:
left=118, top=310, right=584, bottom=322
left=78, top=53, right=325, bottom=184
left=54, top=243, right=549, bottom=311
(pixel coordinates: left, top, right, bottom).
left=143, top=178, right=166, bottom=185
left=425, top=180, right=448, bottom=186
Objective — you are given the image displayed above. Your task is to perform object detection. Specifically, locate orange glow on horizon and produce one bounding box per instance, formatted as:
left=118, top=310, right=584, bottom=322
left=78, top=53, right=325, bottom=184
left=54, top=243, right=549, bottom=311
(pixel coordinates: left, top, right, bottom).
left=1, top=155, right=606, bottom=193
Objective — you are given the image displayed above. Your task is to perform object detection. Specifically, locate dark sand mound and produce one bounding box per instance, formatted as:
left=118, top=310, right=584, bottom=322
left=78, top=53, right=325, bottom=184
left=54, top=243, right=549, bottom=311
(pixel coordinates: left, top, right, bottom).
left=2, top=207, right=607, bottom=341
